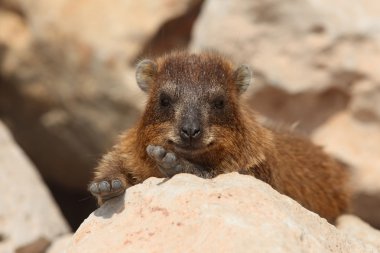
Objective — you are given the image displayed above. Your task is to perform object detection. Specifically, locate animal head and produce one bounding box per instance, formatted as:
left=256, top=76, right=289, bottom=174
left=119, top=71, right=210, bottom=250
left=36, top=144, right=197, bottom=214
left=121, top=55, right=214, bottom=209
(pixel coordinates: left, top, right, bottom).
left=136, top=51, right=252, bottom=157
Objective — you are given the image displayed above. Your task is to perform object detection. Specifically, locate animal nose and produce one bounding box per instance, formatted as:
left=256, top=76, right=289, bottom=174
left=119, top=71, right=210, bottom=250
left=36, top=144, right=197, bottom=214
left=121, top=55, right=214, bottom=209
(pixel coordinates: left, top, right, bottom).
left=180, top=123, right=201, bottom=140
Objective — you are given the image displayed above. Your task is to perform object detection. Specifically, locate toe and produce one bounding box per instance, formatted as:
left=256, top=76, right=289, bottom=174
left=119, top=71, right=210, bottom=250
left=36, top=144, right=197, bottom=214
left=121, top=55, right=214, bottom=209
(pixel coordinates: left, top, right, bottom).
left=162, top=152, right=176, bottom=164
left=88, top=182, right=100, bottom=194
left=146, top=145, right=155, bottom=156
left=111, top=179, right=123, bottom=190
left=98, top=181, right=111, bottom=192
left=147, top=145, right=166, bottom=160
left=152, top=146, right=166, bottom=159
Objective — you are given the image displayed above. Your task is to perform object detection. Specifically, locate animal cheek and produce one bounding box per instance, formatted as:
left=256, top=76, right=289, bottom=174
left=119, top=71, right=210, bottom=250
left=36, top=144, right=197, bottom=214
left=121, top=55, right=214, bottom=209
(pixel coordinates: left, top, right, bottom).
left=159, top=125, right=175, bottom=138
left=206, top=125, right=222, bottom=140
left=201, top=130, right=215, bottom=146
left=208, top=125, right=221, bottom=135
left=145, top=123, right=175, bottom=144
left=166, top=128, right=181, bottom=143
left=210, top=125, right=234, bottom=140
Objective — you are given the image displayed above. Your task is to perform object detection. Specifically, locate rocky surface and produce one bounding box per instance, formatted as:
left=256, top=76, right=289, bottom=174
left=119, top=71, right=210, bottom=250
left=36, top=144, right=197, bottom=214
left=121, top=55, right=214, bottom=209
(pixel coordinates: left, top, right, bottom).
left=313, top=112, right=380, bottom=194
left=191, top=0, right=380, bottom=93
left=67, top=173, right=378, bottom=253
left=337, top=215, right=380, bottom=250
left=0, top=121, right=69, bottom=252
left=46, top=234, right=73, bottom=253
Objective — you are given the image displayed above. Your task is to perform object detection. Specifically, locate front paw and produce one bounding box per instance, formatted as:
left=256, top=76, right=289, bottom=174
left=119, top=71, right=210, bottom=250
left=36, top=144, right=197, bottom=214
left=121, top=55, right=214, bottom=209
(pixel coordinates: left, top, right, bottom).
left=146, top=145, right=183, bottom=177
left=88, top=177, right=126, bottom=205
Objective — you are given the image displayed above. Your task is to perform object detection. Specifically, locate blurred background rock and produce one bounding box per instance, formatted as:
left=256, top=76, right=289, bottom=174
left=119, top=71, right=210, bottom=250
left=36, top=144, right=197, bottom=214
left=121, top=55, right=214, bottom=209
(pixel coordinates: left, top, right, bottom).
left=0, top=0, right=379, bottom=250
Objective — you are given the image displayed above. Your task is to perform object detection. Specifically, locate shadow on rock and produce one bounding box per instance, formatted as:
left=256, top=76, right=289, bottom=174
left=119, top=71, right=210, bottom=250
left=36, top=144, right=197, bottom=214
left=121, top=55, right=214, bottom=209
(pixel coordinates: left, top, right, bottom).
left=248, top=85, right=350, bottom=135
left=352, top=191, right=380, bottom=230
left=93, top=194, right=126, bottom=219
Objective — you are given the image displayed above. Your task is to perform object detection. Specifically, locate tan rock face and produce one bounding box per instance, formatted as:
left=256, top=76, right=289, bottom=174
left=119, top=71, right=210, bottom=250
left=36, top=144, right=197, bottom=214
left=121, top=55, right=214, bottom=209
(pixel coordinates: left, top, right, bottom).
left=337, top=215, right=380, bottom=250
left=313, top=112, right=380, bottom=194
left=191, top=0, right=380, bottom=93
left=67, top=173, right=378, bottom=253
left=350, top=81, right=380, bottom=123
left=13, top=0, right=197, bottom=63
left=46, top=234, right=73, bottom=253
left=0, top=121, right=69, bottom=252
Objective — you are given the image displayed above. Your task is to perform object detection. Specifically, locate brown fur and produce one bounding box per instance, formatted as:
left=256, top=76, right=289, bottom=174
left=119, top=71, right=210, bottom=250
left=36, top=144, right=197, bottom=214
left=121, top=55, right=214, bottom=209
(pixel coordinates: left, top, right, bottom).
left=91, top=51, right=350, bottom=223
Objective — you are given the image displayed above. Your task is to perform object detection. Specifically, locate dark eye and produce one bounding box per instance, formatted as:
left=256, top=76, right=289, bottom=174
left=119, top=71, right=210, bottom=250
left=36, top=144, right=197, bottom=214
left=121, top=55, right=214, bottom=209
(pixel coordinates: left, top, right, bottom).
left=213, top=98, right=225, bottom=109
left=160, top=95, right=171, bottom=107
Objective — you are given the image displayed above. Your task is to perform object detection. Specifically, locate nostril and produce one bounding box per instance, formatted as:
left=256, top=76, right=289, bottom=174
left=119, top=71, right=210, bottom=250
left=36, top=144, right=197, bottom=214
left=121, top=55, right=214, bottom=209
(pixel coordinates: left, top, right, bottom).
left=192, top=128, right=200, bottom=137
left=181, top=127, right=190, bottom=138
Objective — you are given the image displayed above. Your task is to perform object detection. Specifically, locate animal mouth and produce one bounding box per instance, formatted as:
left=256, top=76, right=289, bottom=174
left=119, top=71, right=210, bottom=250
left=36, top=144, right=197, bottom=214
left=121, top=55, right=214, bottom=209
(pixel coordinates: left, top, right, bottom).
left=167, top=139, right=214, bottom=153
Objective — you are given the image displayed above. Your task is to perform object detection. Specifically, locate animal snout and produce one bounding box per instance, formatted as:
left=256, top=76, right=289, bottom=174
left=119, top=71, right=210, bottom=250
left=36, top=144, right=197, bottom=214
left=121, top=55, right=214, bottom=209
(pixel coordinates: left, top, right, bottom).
left=180, top=122, right=201, bottom=140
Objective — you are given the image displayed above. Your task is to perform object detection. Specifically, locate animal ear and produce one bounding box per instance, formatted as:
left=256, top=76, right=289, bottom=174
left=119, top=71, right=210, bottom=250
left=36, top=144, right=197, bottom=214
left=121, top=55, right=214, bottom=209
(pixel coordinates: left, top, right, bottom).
left=136, top=59, right=157, bottom=92
left=233, top=65, right=252, bottom=94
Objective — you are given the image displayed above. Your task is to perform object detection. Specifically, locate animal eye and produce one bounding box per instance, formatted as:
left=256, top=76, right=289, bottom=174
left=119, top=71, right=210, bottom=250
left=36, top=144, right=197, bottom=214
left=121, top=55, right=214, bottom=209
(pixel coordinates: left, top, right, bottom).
left=160, top=95, right=171, bottom=107
left=213, top=98, right=225, bottom=109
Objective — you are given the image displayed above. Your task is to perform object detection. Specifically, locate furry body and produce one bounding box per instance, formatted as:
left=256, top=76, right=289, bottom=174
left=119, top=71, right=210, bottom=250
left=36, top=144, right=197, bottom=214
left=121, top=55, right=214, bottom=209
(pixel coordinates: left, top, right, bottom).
left=89, top=52, right=350, bottom=223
